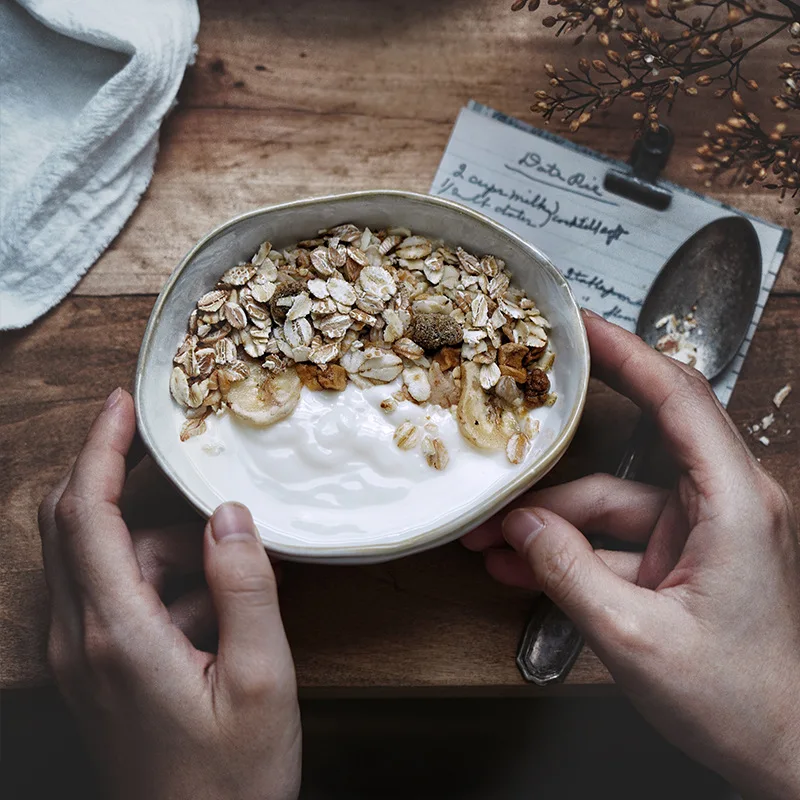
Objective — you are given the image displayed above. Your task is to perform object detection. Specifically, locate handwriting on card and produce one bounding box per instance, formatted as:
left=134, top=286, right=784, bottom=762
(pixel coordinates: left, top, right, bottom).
left=436, top=160, right=630, bottom=247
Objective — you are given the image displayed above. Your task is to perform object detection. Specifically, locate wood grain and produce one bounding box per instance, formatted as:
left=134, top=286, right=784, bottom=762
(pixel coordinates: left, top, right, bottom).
left=1, top=0, right=797, bottom=689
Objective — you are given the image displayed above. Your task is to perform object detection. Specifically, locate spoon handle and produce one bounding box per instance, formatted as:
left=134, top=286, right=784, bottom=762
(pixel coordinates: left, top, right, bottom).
left=515, top=414, right=654, bottom=684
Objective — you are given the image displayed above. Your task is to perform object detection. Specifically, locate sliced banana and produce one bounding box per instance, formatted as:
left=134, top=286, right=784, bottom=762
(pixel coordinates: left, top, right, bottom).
left=224, top=359, right=301, bottom=428
left=457, top=362, right=518, bottom=450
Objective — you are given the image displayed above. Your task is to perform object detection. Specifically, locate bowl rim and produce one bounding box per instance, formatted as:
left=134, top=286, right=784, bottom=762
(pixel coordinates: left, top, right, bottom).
left=135, top=189, right=590, bottom=561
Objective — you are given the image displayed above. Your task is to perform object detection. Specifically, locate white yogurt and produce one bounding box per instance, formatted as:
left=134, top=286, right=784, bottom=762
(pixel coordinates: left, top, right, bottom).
left=176, top=376, right=558, bottom=551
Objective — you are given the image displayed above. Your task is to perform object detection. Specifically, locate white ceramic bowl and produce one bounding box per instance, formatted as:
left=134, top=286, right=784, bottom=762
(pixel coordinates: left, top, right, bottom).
left=136, top=191, right=589, bottom=564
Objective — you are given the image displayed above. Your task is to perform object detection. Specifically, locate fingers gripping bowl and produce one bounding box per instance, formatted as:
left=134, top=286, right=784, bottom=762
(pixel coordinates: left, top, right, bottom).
left=136, top=191, right=589, bottom=564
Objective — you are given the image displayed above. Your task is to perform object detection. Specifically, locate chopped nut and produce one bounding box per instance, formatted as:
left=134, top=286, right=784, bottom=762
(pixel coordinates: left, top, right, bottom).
left=295, top=364, right=323, bottom=391
left=494, top=375, right=522, bottom=406
left=432, top=346, right=461, bottom=372
left=499, top=364, right=527, bottom=384
left=317, top=364, right=347, bottom=391
left=428, top=362, right=460, bottom=408
left=524, top=368, right=551, bottom=408
left=498, top=342, right=528, bottom=374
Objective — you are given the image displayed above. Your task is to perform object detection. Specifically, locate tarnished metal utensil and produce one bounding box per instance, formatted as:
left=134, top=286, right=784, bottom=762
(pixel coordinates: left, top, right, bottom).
left=517, top=216, right=763, bottom=686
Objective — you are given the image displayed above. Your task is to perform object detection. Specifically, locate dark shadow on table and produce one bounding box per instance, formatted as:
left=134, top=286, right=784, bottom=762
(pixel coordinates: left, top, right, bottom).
left=2, top=689, right=733, bottom=800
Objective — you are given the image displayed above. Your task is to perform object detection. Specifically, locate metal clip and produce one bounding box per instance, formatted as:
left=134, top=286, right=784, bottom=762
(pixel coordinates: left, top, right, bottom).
left=604, top=124, right=674, bottom=211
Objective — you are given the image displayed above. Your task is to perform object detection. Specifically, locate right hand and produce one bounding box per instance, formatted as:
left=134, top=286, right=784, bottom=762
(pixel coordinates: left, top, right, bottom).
left=463, top=310, right=800, bottom=800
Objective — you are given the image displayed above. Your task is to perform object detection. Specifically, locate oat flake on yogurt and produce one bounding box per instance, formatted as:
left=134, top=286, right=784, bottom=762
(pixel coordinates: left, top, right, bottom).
left=170, top=224, right=556, bottom=468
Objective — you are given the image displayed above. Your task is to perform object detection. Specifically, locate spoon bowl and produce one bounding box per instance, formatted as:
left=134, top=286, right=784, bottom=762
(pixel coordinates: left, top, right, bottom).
left=636, top=216, right=762, bottom=380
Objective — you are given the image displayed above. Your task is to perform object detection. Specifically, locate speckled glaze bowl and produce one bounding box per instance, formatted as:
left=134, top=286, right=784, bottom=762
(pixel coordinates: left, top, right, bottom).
left=135, top=191, right=590, bottom=564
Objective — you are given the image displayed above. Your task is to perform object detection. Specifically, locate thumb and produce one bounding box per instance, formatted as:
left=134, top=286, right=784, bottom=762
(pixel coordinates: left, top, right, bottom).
left=204, top=503, right=294, bottom=694
left=504, top=507, right=637, bottom=634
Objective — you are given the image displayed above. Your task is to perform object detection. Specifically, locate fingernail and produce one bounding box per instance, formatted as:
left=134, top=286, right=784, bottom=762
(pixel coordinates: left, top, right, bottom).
left=581, top=307, right=602, bottom=320
left=211, top=502, right=257, bottom=543
left=104, top=387, right=123, bottom=410
left=503, top=509, right=545, bottom=552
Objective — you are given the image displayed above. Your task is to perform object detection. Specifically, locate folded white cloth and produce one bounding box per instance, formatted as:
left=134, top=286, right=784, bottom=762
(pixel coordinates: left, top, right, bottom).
left=0, top=0, right=199, bottom=329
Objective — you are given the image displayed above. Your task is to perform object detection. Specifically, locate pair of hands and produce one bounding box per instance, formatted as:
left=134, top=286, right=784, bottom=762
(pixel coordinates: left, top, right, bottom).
left=38, top=311, right=800, bottom=800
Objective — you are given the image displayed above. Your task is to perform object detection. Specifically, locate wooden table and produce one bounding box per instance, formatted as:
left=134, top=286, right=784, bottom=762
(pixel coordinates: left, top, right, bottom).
left=1, top=0, right=797, bottom=691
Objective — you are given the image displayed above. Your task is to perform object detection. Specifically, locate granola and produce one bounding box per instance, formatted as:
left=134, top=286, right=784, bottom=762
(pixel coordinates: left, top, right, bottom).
left=170, top=225, right=554, bottom=468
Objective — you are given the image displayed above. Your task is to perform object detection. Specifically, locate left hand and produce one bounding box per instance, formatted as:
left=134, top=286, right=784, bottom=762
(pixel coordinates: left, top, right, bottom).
left=38, top=388, right=301, bottom=800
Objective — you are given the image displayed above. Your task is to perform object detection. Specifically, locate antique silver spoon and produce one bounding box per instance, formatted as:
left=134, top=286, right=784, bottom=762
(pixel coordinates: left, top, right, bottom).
left=516, top=215, right=763, bottom=685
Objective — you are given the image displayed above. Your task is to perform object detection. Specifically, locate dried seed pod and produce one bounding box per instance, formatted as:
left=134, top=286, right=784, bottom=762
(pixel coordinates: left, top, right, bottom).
left=408, top=313, right=463, bottom=351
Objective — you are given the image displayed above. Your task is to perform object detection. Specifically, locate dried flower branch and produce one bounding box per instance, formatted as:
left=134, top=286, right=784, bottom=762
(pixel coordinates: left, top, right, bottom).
left=513, top=0, right=800, bottom=210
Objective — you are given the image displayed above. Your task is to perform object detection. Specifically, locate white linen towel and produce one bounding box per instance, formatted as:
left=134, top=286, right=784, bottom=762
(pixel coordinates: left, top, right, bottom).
left=0, top=0, right=199, bottom=329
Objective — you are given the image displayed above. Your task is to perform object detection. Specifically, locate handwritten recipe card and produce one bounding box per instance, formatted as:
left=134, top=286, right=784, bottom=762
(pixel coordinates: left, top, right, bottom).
left=431, top=102, right=791, bottom=406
